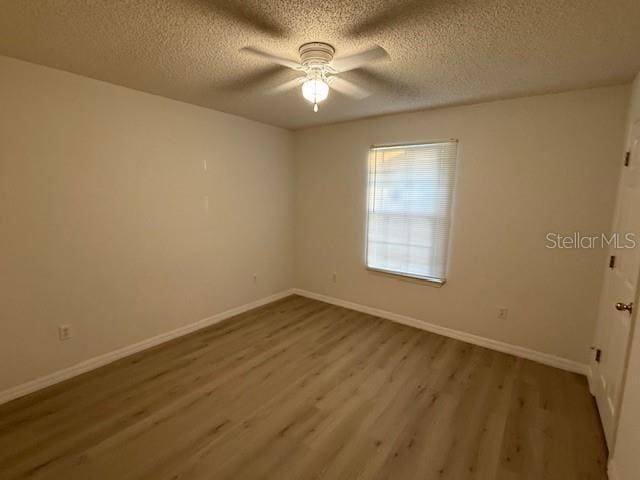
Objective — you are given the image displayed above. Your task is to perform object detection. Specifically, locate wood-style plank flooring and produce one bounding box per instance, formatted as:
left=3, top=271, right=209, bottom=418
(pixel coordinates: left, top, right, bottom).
left=0, top=295, right=607, bottom=479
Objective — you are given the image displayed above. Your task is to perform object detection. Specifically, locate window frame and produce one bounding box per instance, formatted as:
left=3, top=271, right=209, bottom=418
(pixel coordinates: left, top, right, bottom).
left=364, top=139, right=459, bottom=286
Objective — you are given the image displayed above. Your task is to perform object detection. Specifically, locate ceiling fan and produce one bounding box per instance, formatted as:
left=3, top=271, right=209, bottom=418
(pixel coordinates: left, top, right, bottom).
left=240, top=42, right=388, bottom=112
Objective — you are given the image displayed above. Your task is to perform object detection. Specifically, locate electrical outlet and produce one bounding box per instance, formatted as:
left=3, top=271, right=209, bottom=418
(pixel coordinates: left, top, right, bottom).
left=332, top=272, right=337, bottom=283
left=58, top=325, right=72, bottom=341
left=497, top=307, right=509, bottom=320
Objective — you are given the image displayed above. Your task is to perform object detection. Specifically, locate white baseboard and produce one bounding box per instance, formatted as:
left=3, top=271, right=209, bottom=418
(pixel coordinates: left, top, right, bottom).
left=0, top=287, right=590, bottom=406
left=587, top=365, right=596, bottom=395
left=292, top=289, right=589, bottom=376
left=0, top=289, right=294, bottom=406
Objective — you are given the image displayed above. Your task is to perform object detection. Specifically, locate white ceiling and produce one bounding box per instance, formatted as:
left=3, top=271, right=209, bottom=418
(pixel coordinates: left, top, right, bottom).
left=1, top=0, right=639, bottom=130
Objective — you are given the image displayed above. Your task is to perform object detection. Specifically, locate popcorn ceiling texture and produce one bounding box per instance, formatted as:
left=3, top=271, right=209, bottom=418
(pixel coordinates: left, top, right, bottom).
left=0, top=0, right=639, bottom=129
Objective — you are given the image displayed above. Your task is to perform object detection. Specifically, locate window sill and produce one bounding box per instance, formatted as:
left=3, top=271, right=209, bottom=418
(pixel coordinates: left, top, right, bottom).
left=366, top=267, right=446, bottom=287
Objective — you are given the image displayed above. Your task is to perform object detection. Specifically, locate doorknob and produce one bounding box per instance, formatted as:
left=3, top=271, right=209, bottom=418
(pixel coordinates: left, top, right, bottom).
left=615, top=302, right=634, bottom=313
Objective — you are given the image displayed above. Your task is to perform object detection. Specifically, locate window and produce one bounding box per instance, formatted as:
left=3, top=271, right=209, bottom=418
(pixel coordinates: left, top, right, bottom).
left=366, top=141, right=458, bottom=284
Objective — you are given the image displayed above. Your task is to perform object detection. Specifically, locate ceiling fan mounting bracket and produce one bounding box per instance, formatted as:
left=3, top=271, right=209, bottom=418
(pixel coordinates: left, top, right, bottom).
left=299, top=42, right=335, bottom=68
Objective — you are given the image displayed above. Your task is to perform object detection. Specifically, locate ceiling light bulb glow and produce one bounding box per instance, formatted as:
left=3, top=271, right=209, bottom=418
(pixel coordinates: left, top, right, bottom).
left=302, top=78, right=329, bottom=106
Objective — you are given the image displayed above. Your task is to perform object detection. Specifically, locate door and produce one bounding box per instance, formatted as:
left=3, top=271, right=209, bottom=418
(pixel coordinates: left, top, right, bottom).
left=592, top=120, right=640, bottom=447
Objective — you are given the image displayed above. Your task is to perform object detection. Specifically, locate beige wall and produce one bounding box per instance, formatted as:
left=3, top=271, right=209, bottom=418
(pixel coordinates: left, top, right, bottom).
left=611, top=72, right=640, bottom=480
left=0, top=56, right=294, bottom=392
left=0, top=52, right=631, bottom=396
left=294, top=86, right=629, bottom=364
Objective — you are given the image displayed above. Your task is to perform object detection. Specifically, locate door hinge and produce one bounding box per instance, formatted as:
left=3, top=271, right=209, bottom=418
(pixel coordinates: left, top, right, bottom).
left=624, top=151, right=630, bottom=166
left=609, top=255, right=616, bottom=268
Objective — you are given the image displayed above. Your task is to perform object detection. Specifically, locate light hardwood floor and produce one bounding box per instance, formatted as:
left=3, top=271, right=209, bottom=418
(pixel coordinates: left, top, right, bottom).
left=0, top=295, right=607, bottom=479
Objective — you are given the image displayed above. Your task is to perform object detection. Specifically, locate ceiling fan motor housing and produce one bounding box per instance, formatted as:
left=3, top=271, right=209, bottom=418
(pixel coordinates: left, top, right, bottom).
left=299, top=42, right=335, bottom=68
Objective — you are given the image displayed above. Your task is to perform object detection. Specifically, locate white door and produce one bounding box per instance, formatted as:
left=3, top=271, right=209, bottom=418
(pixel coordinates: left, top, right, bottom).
left=592, top=120, right=640, bottom=447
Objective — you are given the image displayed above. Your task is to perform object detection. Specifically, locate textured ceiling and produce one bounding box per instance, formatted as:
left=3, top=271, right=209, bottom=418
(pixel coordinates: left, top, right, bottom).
left=1, top=0, right=639, bottom=129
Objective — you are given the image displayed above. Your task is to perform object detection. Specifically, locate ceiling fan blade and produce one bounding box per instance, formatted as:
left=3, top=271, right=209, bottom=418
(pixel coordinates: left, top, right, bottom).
left=346, top=0, right=429, bottom=37
left=216, top=65, right=285, bottom=91
left=331, top=46, right=388, bottom=73
left=240, top=47, right=302, bottom=70
left=192, top=0, right=286, bottom=38
left=328, top=77, right=371, bottom=100
left=351, top=68, right=420, bottom=97
left=266, top=76, right=306, bottom=95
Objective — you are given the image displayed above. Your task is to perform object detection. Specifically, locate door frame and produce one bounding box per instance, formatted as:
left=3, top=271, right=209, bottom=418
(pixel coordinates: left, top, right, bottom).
left=590, top=265, right=640, bottom=448
left=590, top=117, right=640, bottom=450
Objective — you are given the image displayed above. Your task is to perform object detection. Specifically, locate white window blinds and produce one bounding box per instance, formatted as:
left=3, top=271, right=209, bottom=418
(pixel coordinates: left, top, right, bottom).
left=366, top=141, right=458, bottom=283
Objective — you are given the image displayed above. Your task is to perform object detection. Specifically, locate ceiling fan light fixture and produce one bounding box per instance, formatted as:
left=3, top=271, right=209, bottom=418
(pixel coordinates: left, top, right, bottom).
left=301, top=77, right=329, bottom=112
left=240, top=41, right=383, bottom=113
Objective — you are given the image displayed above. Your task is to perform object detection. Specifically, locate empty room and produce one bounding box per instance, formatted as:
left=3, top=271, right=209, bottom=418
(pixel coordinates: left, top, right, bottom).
left=2, top=1, right=640, bottom=479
